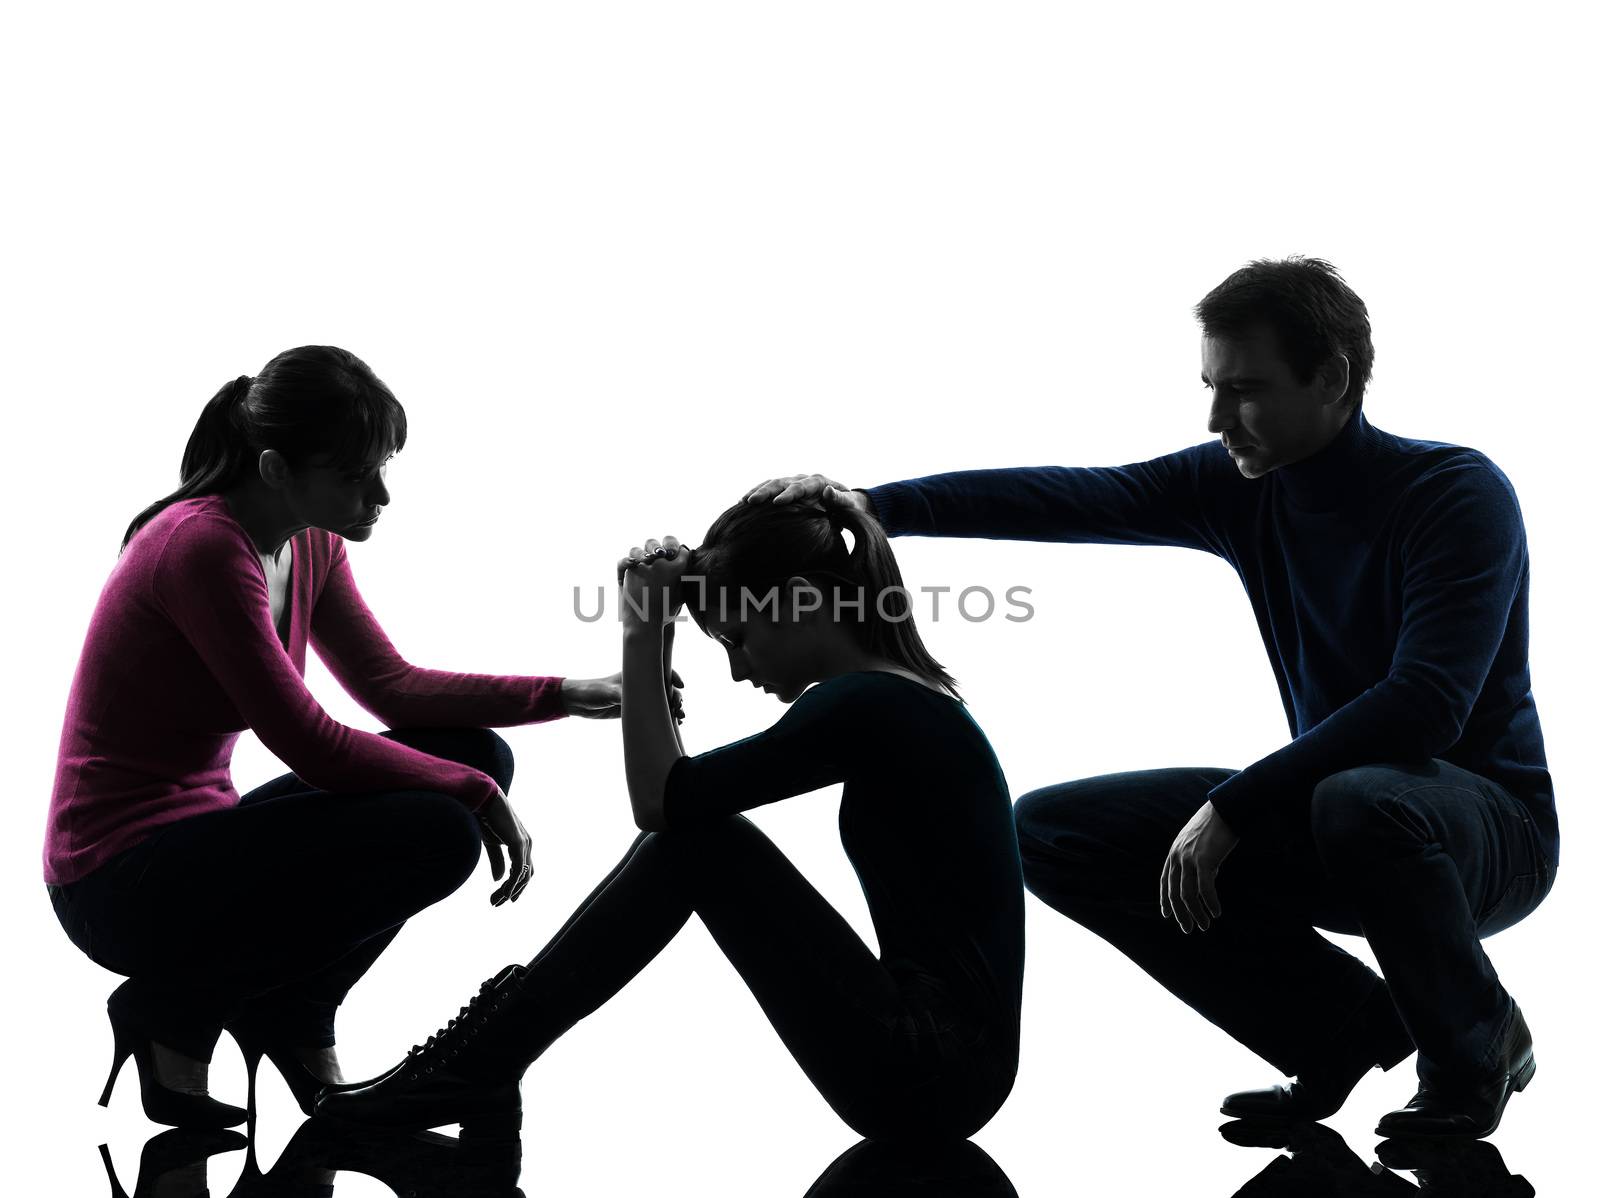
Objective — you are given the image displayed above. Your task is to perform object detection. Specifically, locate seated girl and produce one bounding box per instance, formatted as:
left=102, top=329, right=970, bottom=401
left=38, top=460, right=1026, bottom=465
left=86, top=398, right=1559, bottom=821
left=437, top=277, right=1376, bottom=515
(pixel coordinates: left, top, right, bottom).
left=317, top=496, right=1025, bottom=1144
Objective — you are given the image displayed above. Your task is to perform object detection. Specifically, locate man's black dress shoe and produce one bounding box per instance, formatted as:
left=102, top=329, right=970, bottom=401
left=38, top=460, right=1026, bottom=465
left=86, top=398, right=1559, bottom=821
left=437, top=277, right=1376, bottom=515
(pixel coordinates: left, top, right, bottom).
left=1375, top=1004, right=1534, bottom=1139
left=1221, top=1054, right=1374, bottom=1123
left=1222, top=1028, right=1407, bottom=1121
left=1221, top=985, right=1413, bottom=1122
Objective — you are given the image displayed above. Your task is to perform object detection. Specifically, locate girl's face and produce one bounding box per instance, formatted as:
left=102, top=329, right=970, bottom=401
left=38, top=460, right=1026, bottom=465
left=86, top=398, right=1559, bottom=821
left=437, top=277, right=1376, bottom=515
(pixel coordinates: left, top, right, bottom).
left=702, top=593, right=828, bottom=704
left=280, top=450, right=393, bottom=542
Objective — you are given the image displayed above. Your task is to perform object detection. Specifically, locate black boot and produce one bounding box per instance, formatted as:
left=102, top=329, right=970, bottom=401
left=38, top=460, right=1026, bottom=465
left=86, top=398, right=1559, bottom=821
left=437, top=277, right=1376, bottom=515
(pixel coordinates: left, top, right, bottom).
left=1375, top=1003, right=1534, bottom=1139
left=285, top=1120, right=523, bottom=1197
left=313, top=965, right=528, bottom=1141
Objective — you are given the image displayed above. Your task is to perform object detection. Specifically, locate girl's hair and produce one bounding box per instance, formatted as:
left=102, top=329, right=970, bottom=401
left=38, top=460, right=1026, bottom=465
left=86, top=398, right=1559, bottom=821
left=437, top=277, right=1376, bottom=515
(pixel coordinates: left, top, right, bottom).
left=685, top=498, right=959, bottom=699
left=122, top=346, right=406, bottom=550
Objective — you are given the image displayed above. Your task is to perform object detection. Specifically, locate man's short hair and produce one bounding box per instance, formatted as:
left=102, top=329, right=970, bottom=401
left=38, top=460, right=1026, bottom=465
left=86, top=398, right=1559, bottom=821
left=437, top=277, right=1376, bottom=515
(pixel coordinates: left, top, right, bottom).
left=1195, top=256, right=1375, bottom=410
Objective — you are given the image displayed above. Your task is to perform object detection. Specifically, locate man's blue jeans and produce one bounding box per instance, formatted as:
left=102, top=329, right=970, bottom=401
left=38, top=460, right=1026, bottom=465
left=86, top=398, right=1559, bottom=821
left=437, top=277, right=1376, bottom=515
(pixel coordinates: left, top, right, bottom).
left=1014, top=759, right=1556, bottom=1083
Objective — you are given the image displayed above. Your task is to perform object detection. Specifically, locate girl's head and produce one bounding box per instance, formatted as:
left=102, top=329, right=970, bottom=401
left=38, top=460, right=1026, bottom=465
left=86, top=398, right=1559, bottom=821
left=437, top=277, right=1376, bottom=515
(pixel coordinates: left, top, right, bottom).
left=122, top=345, right=407, bottom=549
left=684, top=499, right=957, bottom=701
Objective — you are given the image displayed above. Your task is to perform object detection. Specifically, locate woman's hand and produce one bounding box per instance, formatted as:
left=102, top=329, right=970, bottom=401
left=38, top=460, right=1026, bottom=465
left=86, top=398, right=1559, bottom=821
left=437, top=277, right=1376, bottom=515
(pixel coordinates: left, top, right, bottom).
left=476, top=786, right=533, bottom=906
left=617, top=536, right=689, bottom=629
left=560, top=671, right=685, bottom=721
left=1159, top=800, right=1239, bottom=932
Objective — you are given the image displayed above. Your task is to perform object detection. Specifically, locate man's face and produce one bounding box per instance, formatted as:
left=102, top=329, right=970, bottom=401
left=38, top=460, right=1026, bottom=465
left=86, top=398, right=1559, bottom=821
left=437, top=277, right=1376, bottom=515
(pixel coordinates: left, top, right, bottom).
left=1202, top=324, right=1349, bottom=479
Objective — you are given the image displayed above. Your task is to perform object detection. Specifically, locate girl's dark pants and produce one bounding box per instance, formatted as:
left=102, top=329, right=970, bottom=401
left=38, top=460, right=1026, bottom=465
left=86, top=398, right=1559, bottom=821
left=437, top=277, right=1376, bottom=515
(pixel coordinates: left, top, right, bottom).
left=48, top=728, right=503, bottom=1062
left=491, top=815, right=1016, bottom=1145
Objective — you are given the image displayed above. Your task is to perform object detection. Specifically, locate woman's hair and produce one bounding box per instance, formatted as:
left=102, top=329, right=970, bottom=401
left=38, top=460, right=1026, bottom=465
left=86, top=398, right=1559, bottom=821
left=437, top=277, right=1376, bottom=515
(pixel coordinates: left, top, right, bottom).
left=685, top=498, right=959, bottom=698
left=122, top=345, right=406, bottom=549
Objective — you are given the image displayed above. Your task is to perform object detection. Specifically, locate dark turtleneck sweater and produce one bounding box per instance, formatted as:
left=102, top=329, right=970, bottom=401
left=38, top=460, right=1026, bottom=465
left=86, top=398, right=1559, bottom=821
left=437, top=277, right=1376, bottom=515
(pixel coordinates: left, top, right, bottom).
left=866, top=411, right=1558, bottom=866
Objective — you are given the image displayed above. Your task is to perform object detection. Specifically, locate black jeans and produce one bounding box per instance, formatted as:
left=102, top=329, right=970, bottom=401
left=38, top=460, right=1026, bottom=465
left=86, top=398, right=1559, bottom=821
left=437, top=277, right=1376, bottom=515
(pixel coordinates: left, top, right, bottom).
left=1015, top=759, right=1556, bottom=1083
left=48, top=728, right=506, bottom=1062
left=486, top=815, right=1015, bottom=1144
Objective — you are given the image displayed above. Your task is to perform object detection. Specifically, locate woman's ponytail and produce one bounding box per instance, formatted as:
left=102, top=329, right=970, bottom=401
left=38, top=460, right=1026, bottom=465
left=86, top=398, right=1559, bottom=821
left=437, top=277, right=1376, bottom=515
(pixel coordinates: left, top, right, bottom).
left=120, top=376, right=254, bottom=551
left=826, top=501, right=959, bottom=699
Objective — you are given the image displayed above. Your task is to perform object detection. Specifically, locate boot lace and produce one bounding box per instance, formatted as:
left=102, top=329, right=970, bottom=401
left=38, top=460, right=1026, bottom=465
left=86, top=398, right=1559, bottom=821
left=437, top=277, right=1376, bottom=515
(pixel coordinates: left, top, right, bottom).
left=407, top=977, right=503, bottom=1066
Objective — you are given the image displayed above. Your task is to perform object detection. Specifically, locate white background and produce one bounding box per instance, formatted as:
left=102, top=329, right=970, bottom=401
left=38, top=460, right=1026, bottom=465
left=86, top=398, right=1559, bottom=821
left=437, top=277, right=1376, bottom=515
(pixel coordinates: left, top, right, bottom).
left=4, top=2, right=1594, bottom=1193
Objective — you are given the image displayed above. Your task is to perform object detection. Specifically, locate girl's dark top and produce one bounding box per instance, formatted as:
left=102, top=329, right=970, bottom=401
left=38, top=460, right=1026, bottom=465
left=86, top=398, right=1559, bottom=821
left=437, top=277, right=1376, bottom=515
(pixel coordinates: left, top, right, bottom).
left=866, top=410, right=1558, bottom=865
left=663, top=671, right=1025, bottom=1042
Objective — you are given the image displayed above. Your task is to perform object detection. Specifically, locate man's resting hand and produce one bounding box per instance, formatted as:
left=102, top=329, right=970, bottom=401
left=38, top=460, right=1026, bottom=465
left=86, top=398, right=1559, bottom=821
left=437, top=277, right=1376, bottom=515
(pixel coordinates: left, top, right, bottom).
left=744, top=474, right=872, bottom=515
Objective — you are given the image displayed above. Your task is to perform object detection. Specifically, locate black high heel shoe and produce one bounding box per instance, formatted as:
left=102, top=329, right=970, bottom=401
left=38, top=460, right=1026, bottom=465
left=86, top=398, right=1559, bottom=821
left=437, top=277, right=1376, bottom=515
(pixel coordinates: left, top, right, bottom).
left=96, top=1128, right=247, bottom=1198
left=100, top=1008, right=247, bottom=1129
left=226, top=1022, right=338, bottom=1119
left=225, top=1119, right=337, bottom=1198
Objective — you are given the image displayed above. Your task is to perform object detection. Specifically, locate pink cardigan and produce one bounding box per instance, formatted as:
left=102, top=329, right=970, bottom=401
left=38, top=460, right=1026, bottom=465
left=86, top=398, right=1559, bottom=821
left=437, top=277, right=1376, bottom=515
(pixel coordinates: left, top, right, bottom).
left=44, top=495, right=566, bottom=885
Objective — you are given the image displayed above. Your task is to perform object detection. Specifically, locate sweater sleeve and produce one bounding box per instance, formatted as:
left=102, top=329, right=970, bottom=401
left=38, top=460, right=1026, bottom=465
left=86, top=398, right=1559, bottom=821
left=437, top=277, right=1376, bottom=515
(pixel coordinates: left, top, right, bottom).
left=151, top=513, right=501, bottom=810
left=663, top=677, right=873, bottom=825
left=864, top=444, right=1229, bottom=557
left=309, top=536, right=567, bottom=729
left=1207, top=462, right=1528, bottom=840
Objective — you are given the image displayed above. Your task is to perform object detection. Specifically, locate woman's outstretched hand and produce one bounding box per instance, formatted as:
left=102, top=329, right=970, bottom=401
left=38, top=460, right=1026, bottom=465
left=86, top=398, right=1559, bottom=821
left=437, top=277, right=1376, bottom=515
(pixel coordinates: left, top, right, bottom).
left=560, top=671, right=685, bottom=721
left=743, top=474, right=871, bottom=514
left=617, top=536, right=690, bottom=628
left=477, top=786, right=533, bottom=906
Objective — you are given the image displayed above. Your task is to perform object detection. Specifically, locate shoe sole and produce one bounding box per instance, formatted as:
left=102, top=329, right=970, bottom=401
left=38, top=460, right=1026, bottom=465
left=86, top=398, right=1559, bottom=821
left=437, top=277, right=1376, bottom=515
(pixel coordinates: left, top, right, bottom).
left=1218, top=1103, right=1327, bottom=1123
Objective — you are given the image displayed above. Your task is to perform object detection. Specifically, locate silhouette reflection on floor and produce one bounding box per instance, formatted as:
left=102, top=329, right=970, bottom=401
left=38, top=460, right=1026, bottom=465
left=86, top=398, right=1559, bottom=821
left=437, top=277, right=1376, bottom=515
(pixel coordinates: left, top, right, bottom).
left=96, top=1120, right=1020, bottom=1197
left=96, top=1116, right=1563, bottom=1196
left=1221, top=1120, right=1538, bottom=1197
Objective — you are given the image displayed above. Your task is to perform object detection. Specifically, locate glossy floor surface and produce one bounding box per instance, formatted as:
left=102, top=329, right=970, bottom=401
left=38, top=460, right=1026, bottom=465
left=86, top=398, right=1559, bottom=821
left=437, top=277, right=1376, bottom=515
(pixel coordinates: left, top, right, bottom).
left=29, top=902, right=1583, bottom=1197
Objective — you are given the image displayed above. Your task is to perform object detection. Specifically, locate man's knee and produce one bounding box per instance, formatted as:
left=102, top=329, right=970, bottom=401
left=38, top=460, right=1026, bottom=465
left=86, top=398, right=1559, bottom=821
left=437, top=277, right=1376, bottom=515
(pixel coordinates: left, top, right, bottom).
left=1309, top=764, right=1423, bottom=868
left=1013, top=782, right=1096, bottom=861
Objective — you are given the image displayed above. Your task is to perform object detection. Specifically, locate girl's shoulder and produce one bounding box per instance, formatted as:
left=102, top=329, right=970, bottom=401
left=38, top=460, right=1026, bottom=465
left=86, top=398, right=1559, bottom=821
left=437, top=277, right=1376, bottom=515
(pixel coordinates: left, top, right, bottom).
left=800, top=670, right=963, bottom=718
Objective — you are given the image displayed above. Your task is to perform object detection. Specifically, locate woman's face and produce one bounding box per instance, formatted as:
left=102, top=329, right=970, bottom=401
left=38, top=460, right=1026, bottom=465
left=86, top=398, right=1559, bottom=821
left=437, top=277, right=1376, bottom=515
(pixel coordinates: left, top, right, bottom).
left=280, top=450, right=393, bottom=542
left=702, top=597, right=826, bottom=704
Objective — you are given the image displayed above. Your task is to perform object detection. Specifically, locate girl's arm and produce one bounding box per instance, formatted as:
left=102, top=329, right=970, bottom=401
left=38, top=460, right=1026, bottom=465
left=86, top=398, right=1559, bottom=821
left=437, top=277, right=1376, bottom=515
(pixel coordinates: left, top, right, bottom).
left=663, top=619, right=686, bottom=757
left=619, top=537, right=690, bottom=830
left=622, top=618, right=682, bottom=831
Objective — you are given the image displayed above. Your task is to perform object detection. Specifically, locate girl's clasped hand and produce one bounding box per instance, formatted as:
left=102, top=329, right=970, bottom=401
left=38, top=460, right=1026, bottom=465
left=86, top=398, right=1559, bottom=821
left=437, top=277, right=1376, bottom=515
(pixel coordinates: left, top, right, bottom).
left=617, top=535, right=689, bottom=626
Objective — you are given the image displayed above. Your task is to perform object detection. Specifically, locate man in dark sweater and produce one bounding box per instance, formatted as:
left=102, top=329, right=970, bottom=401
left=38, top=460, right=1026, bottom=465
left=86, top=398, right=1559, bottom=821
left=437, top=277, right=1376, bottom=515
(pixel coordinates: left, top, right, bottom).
left=745, top=257, right=1557, bottom=1138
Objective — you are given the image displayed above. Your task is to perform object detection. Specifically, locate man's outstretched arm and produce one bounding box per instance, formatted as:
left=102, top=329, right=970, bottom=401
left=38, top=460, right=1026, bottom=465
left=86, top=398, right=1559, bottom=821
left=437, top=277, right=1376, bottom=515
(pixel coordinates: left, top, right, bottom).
left=746, top=449, right=1231, bottom=554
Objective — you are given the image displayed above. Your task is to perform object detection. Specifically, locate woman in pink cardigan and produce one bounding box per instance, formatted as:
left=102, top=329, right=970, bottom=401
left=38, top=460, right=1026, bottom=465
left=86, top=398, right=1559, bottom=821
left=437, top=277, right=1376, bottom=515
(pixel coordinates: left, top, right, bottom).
left=44, top=345, right=654, bottom=1128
